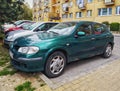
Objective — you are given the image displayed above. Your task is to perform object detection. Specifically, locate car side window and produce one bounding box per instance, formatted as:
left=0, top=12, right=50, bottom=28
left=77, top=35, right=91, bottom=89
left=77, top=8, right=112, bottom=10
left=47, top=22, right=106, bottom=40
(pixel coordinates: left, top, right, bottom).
left=47, top=23, right=57, bottom=29
left=37, top=24, right=47, bottom=31
left=77, top=23, right=92, bottom=36
left=93, top=23, right=106, bottom=35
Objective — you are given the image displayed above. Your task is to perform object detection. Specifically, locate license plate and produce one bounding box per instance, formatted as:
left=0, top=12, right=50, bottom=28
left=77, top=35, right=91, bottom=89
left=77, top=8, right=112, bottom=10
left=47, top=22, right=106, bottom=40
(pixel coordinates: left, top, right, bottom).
left=9, top=51, right=13, bottom=59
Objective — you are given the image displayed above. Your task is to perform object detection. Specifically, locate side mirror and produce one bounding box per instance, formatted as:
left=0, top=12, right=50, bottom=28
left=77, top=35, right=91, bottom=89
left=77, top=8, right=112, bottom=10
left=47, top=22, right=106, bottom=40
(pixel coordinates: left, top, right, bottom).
left=77, top=31, right=85, bottom=36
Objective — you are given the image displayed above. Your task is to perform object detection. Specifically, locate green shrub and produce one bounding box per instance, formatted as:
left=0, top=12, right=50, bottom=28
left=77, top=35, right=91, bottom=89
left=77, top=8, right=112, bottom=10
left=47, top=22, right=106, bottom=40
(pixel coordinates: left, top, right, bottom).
left=0, top=66, right=17, bottom=76
left=110, top=22, right=120, bottom=31
left=0, top=33, right=4, bottom=40
left=102, top=21, right=109, bottom=26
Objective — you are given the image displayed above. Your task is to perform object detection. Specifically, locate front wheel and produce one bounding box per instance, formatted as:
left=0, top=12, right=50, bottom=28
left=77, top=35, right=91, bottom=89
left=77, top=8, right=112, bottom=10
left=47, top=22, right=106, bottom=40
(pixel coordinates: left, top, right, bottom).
left=102, top=44, right=112, bottom=58
left=45, top=51, right=66, bottom=78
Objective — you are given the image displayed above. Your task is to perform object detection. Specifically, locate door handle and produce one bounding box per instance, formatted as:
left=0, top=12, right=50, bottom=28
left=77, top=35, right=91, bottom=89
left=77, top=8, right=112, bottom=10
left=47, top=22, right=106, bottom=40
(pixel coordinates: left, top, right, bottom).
left=106, top=36, right=109, bottom=38
left=91, top=38, right=95, bottom=40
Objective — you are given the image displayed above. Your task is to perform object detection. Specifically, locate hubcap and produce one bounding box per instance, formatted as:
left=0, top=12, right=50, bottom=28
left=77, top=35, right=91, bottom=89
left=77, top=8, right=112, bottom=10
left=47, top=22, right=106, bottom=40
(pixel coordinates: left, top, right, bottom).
left=106, top=45, right=112, bottom=57
left=50, top=56, right=64, bottom=75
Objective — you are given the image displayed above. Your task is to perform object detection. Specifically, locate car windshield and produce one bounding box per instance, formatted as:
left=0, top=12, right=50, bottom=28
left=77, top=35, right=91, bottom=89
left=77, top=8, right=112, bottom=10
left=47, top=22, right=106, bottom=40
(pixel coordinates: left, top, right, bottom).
left=48, top=22, right=77, bottom=35
left=28, top=22, right=41, bottom=30
left=14, top=20, right=23, bottom=26
left=22, top=23, right=34, bottom=30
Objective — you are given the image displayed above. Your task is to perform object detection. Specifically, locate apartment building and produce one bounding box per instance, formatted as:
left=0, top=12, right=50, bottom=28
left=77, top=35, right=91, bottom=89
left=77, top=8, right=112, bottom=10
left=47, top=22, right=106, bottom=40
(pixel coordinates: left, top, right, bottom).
left=33, top=0, right=120, bottom=23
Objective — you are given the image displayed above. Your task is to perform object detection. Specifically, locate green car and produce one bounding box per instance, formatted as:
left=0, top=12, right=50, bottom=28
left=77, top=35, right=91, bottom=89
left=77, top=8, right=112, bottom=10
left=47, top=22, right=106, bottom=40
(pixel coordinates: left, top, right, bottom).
left=9, top=21, right=114, bottom=78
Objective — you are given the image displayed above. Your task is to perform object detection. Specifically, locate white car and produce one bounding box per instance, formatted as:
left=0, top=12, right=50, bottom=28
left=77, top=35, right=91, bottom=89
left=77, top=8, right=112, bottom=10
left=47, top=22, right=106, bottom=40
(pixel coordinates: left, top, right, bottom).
left=3, top=20, right=32, bottom=33
left=4, top=22, right=58, bottom=47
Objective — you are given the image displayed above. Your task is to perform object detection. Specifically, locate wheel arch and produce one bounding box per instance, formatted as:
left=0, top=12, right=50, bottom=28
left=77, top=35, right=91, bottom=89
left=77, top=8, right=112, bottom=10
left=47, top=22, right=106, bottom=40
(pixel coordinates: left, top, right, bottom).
left=108, top=42, right=114, bottom=50
left=44, top=48, right=68, bottom=66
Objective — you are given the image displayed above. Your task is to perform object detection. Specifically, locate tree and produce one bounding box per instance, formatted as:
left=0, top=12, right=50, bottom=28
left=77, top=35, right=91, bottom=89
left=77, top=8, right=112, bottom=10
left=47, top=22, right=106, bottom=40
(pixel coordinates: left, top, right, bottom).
left=0, top=0, right=25, bottom=31
left=0, top=0, right=24, bottom=24
left=17, top=3, right=33, bottom=20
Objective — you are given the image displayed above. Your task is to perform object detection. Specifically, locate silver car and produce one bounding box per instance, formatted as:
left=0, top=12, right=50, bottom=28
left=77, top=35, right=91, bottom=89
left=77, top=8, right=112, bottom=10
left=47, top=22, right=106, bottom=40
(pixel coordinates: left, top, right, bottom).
left=4, top=22, right=58, bottom=47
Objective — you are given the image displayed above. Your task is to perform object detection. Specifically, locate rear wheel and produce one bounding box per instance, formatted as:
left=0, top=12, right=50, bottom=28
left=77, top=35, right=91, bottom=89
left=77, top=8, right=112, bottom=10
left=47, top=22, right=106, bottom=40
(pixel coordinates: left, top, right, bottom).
left=45, top=51, right=66, bottom=78
left=102, top=44, right=112, bottom=58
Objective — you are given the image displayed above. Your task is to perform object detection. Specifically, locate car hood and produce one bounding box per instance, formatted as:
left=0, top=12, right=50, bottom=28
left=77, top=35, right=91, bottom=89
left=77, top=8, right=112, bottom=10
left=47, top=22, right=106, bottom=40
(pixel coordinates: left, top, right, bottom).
left=7, top=30, right=35, bottom=41
left=14, top=32, right=62, bottom=46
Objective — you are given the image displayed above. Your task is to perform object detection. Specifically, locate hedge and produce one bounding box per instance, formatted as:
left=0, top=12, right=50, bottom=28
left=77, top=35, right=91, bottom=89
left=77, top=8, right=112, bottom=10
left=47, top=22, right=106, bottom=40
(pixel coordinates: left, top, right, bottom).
left=110, top=22, right=120, bottom=31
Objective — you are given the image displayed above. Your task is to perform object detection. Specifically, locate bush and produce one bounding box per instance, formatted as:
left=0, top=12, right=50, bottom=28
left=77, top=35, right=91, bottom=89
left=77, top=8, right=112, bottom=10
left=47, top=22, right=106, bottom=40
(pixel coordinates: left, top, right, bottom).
left=0, top=33, right=4, bottom=40
left=110, top=22, right=120, bottom=31
left=102, top=21, right=109, bottom=26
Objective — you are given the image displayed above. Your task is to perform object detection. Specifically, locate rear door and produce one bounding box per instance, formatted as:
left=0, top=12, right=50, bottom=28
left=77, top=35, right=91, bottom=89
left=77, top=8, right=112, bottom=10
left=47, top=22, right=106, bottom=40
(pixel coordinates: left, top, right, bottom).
left=92, top=23, right=108, bottom=54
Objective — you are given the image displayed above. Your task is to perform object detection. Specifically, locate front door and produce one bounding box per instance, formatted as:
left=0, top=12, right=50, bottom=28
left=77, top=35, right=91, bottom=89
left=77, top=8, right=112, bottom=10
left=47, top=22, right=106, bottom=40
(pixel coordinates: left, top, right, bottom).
left=69, top=22, right=96, bottom=61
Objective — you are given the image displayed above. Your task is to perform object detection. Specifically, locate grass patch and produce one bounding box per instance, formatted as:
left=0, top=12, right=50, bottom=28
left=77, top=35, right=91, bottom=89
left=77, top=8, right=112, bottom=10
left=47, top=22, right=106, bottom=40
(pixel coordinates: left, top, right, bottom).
left=0, top=43, right=10, bottom=66
left=0, top=65, right=17, bottom=76
left=15, top=81, right=35, bottom=91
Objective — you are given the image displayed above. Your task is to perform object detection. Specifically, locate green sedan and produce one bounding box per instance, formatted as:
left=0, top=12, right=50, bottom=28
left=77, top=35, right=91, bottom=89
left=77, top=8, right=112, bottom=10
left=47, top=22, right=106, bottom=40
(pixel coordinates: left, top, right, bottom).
left=9, top=21, right=114, bottom=78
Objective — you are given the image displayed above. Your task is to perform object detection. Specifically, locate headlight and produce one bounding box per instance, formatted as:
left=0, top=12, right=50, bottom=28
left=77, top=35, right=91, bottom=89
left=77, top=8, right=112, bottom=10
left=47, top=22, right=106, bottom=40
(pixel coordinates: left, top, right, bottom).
left=18, top=46, right=39, bottom=54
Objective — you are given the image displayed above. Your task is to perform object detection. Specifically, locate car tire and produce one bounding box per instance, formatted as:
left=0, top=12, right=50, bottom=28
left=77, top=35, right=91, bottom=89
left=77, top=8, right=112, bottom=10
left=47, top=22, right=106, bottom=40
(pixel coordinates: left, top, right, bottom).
left=102, top=44, right=112, bottom=58
left=45, top=51, right=66, bottom=78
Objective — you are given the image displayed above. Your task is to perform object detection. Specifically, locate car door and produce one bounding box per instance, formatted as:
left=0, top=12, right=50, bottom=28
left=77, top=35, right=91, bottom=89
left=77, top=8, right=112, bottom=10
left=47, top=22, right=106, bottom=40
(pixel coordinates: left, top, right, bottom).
left=92, top=23, right=108, bottom=54
left=69, top=22, right=96, bottom=61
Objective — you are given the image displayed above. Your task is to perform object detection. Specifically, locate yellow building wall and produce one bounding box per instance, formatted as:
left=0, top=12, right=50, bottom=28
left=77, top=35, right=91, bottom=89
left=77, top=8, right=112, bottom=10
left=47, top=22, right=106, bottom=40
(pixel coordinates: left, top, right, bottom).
left=33, top=0, right=120, bottom=23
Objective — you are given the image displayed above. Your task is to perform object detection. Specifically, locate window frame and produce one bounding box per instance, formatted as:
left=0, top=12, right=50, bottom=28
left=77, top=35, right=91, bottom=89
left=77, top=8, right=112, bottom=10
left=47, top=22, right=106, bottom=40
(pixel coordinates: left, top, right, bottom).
left=76, top=12, right=82, bottom=18
left=76, top=22, right=93, bottom=36
left=116, top=6, right=120, bottom=15
left=92, top=23, right=106, bottom=35
left=98, top=8, right=112, bottom=16
left=87, top=10, right=92, bottom=17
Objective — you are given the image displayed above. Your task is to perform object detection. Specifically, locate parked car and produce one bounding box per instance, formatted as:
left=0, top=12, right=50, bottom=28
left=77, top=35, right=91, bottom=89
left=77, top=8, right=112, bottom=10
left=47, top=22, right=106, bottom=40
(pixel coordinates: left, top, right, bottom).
left=4, top=22, right=58, bottom=47
left=4, top=22, right=35, bottom=34
left=3, top=20, right=32, bottom=33
left=9, top=21, right=114, bottom=78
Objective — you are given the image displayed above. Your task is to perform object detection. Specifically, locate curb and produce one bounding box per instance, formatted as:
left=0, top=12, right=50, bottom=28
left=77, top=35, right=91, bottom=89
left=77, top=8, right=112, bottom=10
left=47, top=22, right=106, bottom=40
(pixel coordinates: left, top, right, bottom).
left=113, top=34, right=120, bottom=37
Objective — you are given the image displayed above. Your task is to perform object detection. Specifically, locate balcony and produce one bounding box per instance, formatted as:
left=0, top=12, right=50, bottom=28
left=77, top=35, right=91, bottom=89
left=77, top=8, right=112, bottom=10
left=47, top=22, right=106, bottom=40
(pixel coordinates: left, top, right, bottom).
left=65, top=0, right=69, bottom=3
left=78, top=3, right=86, bottom=10
left=49, top=12, right=61, bottom=20
left=52, top=1, right=60, bottom=7
left=105, top=0, right=115, bottom=5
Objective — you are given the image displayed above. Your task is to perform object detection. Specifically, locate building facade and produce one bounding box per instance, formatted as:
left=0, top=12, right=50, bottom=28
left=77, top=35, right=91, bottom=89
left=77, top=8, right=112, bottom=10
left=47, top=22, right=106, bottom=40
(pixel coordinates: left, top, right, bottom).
left=33, top=0, right=120, bottom=23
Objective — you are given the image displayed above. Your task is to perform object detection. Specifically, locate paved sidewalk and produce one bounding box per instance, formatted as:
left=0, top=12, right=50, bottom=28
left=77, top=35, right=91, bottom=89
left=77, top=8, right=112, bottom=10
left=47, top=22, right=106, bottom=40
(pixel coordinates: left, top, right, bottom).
left=114, top=34, right=120, bottom=37
left=37, top=59, right=120, bottom=91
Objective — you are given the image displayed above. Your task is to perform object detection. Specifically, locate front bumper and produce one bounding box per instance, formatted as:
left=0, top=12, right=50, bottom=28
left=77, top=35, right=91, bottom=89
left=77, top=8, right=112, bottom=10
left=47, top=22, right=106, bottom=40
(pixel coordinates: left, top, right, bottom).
left=10, top=51, right=44, bottom=72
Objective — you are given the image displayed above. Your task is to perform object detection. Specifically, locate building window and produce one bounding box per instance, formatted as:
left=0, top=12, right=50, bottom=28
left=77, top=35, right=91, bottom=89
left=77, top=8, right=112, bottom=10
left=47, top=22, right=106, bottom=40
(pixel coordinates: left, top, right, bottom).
left=87, top=10, right=92, bottom=17
left=69, top=2, right=73, bottom=7
left=76, top=0, right=84, bottom=5
left=76, top=12, right=82, bottom=18
left=62, top=14, right=68, bottom=18
left=69, top=13, right=73, bottom=18
left=98, top=8, right=112, bottom=16
left=116, top=6, right=120, bottom=15
left=88, top=0, right=93, bottom=3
